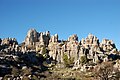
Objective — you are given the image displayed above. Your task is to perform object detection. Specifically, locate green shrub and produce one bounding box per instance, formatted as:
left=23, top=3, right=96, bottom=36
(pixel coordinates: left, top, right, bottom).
left=31, top=75, right=39, bottom=80
left=11, top=67, right=20, bottom=77
left=80, top=56, right=87, bottom=64
left=42, top=46, right=48, bottom=59
left=63, top=53, right=74, bottom=67
left=22, top=67, right=32, bottom=75
left=42, top=46, right=46, bottom=55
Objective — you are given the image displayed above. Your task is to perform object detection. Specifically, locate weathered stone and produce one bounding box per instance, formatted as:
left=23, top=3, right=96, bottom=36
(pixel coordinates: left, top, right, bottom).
left=93, top=53, right=99, bottom=63
left=1, top=28, right=119, bottom=78
left=68, top=34, right=78, bottom=42
left=49, top=34, right=58, bottom=43
left=24, top=29, right=38, bottom=46
left=100, top=39, right=117, bottom=53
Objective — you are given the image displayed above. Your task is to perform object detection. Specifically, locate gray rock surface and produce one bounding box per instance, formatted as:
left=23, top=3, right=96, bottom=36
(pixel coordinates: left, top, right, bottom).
left=0, top=29, right=119, bottom=79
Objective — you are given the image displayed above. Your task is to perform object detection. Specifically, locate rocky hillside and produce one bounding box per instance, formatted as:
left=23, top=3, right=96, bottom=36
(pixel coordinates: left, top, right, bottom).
left=0, top=29, right=120, bottom=80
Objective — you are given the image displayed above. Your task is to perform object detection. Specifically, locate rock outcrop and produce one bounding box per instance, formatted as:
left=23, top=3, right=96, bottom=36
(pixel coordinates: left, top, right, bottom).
left=24, top=29, right=38, bottom=46
left=0, top=38, right=18, bottom=53
left=22, top=29, right=118, bottom=66
left=0, top=28, right=120, bottom=79
left=23, top=29, right=50, bottom=52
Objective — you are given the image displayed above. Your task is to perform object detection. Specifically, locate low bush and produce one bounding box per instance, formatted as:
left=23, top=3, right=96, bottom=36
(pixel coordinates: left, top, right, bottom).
left=63, top=53, right=74, bottom=67
left=80, top=56, right=87, bottom=64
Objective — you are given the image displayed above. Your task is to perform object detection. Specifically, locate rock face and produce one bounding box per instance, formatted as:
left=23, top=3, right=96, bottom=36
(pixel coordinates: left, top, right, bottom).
left=22, top=29, right=118, bottom=65
left=0, top=38, right=18, bottom=53
left=24, top=29, right=50, bottom=46
left=25, top=29, right=38, bottom=46
left=68, top=34, right=78, bottom=41
left=1, top=38, right=18, bottom=45
left=100, top=39, right=116, bottom=52
left=0, top=29, right=119, bottom=74
left=23, top=29, right=50, bottom=52
left=1, top=28, right=120, bottom=80
left=1, top=29, right=117, bottom=66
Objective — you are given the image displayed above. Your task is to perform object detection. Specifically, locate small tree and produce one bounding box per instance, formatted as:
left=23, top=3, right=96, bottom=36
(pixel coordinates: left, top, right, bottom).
left=42, top=46, right=46, bottom=54
left=11, top=67, right=20, bottom=77
left=42, top=46, right=48, bottom=59
left=94, top=62, right=117, bottom=80
left=80, top=56, right=87, bottom=64
left=63, top=54, right=74, bottom=67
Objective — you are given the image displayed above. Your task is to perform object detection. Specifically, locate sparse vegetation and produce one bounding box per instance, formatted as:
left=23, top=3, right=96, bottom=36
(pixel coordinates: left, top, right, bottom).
left=94, top=62, right=120, bottom=80
left=11, top=67, right=20, bottom=77
left=1, top=29, right=120, bottom=80
left=63, top=53, right=74, bottom=67
left=22, top=67, right=32, bottom=75
left=80, top=55, right=87, bottom=64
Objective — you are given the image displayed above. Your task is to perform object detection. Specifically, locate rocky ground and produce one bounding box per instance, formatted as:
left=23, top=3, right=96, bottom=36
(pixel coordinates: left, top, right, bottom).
left=0, top=29, right=120, bottom=80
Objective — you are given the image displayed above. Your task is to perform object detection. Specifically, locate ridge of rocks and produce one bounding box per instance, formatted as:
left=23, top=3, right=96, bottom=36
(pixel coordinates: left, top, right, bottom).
left=0, top=28, right=120, bottom=79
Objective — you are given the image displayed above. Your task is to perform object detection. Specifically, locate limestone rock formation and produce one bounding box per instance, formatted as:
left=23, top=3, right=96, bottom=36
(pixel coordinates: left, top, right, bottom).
left=0, top=38, right=18, bottom=53
left=0, top=29, right=120, bottom=79
left=68, top=34, right=78, bottom=42
left=23, top=29, right=50, bottom=52
left=24, top=29, right=38, bottom=46
left=23, top=29, right=119, bottom=69
left=100, top=39, right=116, bottom=52
left=1, top=30, right=118, bottom=68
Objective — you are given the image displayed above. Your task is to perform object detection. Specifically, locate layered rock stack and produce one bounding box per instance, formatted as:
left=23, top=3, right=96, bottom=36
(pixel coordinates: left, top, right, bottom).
left=0, top=38, right=18, bottom=53
left=22, top=29, right=50, bottom=53
left=0, top=28, right=119, bottom=71
left=1, top=28, right=120, bottom=79
left=22, top=29, right=118, bottom=65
